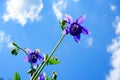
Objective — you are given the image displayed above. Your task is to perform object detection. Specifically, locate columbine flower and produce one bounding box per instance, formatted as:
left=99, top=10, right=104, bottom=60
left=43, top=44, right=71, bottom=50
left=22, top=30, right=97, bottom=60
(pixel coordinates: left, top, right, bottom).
left=37, top=73, right=46, bottom=80
left=62, top=14, right=91, bottom=43
left=24, top=49, right=44, bottom=65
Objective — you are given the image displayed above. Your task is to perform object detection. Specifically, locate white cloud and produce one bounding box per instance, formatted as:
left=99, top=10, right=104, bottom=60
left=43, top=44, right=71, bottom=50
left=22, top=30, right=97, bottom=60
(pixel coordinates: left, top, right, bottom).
left=3, top=0, right=43, bottom=26
left=0, top=31, right=12, bottom=51
left=110, top=5, right=116, bottom=11
left=112, top=16, right=120, bottom=35
left=86, top=37, right=93, bottom=46
left=73, top=0, right=80, bottom=2
left=106, top=16, right=120, bottom=80
left=52, top=0, right=67, bottom=20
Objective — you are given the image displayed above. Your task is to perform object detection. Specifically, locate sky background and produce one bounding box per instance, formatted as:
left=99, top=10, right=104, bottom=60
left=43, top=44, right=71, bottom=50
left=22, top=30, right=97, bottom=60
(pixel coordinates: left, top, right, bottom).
left=0, top=0, right=120, bottom=80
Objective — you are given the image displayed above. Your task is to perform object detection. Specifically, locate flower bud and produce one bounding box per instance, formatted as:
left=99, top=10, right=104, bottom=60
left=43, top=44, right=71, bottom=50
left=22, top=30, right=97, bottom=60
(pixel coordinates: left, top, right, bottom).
left=11, top=48, right=18, bottom=55
left=52, top=71, right=57, bottom=80
left=59, top=19, right=67, bottom=30
left=12, top=42, right=19, bottom=47
left=61, top=19, right=66, bottom=26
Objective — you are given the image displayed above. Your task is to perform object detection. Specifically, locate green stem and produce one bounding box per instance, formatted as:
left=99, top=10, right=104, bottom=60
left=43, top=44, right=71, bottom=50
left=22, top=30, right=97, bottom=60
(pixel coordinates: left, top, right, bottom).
left=31, top=35, right=65, bottom=80
left=17, top=46, right=34, bottom=70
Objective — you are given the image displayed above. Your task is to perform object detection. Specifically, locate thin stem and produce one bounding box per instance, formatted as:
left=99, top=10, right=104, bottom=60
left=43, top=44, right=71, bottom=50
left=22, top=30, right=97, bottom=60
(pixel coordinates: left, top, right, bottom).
left=31, top=35, right=65, bottom=80
left=17, top=46, right=34, bottom=70
left=18, top=47, right=29, bottom=56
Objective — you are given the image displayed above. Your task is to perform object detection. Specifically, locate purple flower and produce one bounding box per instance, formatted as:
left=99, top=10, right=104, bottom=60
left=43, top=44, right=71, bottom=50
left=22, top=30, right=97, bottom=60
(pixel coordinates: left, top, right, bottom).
left=37, top=73, right=46, bottom=80
left=62, top=14, right=91, bottom=43
left=24, top=49, right=44, bottom=64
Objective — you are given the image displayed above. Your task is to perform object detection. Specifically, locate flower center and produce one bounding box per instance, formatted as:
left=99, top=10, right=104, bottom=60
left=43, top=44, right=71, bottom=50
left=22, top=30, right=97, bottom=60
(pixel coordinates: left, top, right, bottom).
left=72, top=24, right=78, bottom=32
left=32, top=54, right=37, bottom=60
left=70, top=22, right=81, bottom=36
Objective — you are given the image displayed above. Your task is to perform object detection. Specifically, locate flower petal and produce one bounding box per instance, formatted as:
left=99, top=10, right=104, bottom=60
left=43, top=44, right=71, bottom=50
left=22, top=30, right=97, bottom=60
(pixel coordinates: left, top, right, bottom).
left=81, top=26, right=91, bottom=35
left=62, top=28, right=70, bottom=35
left=38, top=55, right=44, bottom=61
left=73, top=35, right=80, bottom=43
left=76, top=14, right=86, bottom=24
left=64, top=14, right=74, bottom=24
left=34, top=49, right=40, bottom=55
left=25, top=48, right=32, bottom=54
left=24, top=56, right=28, bottom=62
left=38, top=73, right=46, bottom=80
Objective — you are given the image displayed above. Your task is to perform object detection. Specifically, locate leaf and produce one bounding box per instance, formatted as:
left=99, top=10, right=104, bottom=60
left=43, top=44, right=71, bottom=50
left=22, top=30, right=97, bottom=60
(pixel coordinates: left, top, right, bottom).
left=27, top=69, right=36, bottom=74
left=14, top=72, right=21, bottom=80
left=27, top=69, right=33, bottom=74
left=45, top=54, right=48, bottom=60
left=47, top=57, right=60, bottom=65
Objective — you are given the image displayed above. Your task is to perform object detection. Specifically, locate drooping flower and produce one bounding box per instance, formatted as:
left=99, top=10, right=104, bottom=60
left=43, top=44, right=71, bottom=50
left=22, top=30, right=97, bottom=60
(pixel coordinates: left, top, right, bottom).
left=62, top=14, right=91, bottom=43
left=24, top=48, right=44, bottom=65
left=37, top=73, right=46, bottom=80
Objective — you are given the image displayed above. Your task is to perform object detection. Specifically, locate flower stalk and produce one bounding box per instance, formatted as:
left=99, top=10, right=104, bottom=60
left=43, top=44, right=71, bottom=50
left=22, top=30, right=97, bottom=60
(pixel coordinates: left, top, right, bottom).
left=13, top=43, right=34, bottom=70
left=30, top=35, right=65, bottom=80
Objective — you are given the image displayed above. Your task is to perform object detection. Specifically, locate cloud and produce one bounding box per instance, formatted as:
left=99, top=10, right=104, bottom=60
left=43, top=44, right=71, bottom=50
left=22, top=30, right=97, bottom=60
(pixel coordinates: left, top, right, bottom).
left=73, top=0, right=80, bottom=2
left=3, top=0, right=43, bottom=26
left=0, top=31, right=12, bottom=51
left=110, top=5, right=116, bottom=11
left=52, top=0, right=67, bottom=20
left=86, top=37, right=93, bottom=46
left=106, top=16, right=120, bottom=80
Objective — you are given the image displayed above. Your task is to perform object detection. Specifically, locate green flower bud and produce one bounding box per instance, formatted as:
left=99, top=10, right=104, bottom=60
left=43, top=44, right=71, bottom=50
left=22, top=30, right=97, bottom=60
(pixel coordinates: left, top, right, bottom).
left=52, top=71, right=57, bottom=80
left=59, top=19, right=67, bottom=30
left=12, top=42, right=19, bottom=48
left=11, top=48, right=18, bottom=55
left=61, top=19, right=66, bottom=26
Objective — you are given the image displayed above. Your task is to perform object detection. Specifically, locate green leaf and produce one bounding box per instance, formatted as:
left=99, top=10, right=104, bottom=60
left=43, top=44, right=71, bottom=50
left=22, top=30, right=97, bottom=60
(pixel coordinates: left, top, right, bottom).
left=45, top=54, right=48, bottom=59
left=47, top=57, right=60, bottom=65
left=14, top=72, right=21, bottom=80
left=27, top=69, right=35, bottom=74
left=27, top=69, right=33, bottom=74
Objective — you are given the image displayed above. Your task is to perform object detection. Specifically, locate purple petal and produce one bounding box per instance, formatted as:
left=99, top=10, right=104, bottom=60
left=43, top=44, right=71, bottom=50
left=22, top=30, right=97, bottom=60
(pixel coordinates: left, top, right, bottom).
left=38, top=55, right=44, bottom=61
left=62, top=28, right=70, bottom=35
left=73, top=35, right=80, bottom=43
left=34, top=49, right=40, bottom=54
left=81, top=26, right=91, bottom=35
left=24, top=56, right=28, bottom=62
left=25, top=48, right=32, bottom=54
left=64, top=14, right=74, bottom=24
left=38, top=73, right=46, bottom=80
left=76, top=15, right=86, bottom=24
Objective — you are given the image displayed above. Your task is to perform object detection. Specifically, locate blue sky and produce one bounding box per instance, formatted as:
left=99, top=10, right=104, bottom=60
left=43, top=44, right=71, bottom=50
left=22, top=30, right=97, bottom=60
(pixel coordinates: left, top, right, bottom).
left=0, top=0, right=120, bottom=80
